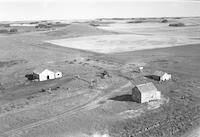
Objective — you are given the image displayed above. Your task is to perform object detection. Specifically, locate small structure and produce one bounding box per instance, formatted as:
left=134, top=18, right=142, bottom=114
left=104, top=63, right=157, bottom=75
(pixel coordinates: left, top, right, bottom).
left=97, top=70, right=111, bottom=79
left=132, top=82, right=161, bottom=103
left=33, top=68, right=55, bottom=81
left=33, top=68, right=62, bottom=81
left=152, top=71, right=171, bottom=81
left=53, top=70, right=63, bottom=79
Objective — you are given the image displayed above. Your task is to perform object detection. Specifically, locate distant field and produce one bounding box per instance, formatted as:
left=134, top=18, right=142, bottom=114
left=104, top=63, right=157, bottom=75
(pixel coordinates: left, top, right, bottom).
left=47, top=17, right=200, bottom=54
left=46, top=34, right=199, bottom=53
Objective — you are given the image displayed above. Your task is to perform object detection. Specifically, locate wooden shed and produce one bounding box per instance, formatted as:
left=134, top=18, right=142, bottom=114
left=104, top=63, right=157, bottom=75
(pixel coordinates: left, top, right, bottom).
left=152, top=71, right=171, bottom=81
left=132, top=82, right=161, bottom=103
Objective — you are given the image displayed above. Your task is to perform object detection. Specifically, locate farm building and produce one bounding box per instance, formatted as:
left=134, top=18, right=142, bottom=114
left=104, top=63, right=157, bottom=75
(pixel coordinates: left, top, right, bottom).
left=33, top=68, right=62, bottom=81
left=152, top=71, right=171, bottom=81
left=54, top=70, right=63, bottom=78
left=132, top=82, right=161, bottom=103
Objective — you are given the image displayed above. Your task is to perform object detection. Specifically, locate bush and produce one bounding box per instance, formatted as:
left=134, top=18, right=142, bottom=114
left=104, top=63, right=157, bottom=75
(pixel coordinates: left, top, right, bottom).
left=30, top=21, right=39, bottom=24
left=169, top=23, right=185, bottom=27
left=90, top=23, right=100, bottom=27
left=35, top=24, right=51, bottom=28
left=9, top=28, right=18, bottom=33
left=127, top=20, right=143, bottom=24
left=161, top=19, right=168, bottom=23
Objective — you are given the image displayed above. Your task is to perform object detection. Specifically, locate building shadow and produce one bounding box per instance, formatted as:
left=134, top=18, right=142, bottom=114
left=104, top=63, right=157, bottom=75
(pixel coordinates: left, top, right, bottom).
left=144, top=75, right=153, bottom=79
left=25, top=74, right=37, bottom=80
left=145, top=75, right=160, bottom=81
left=109, top=94, right=133, bottom=102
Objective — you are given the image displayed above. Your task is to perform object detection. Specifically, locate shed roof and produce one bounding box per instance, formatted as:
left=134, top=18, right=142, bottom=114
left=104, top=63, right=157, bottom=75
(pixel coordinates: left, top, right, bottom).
left=135, top=82, right=157, bottom=93
left=33, top=68, right=54, bottom=74
left=33, top=68, right=45, bottom=74
left=52, top=69, right=61, bottom=73
left=153, top=71, right=166, bottom=77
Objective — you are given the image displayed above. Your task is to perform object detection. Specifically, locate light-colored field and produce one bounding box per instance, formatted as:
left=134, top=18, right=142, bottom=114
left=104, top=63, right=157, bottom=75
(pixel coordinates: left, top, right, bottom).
left=47, top=18, right=200, bottom=54
left=47, top=34, right=199, bottom=53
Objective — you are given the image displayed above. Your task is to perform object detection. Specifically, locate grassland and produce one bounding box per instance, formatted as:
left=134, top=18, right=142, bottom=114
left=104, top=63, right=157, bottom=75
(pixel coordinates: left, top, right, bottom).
left=0, top=17, right=200, bottom=137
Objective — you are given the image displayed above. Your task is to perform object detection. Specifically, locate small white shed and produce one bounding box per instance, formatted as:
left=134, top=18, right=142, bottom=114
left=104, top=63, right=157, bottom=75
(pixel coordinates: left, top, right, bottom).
left=33, top=68, right=55, bottom=81
left=132, top=82, right=161, bottom=103
left=54, top=70, right=63, bottom=79
left=152, top=71, right=171, bottom=81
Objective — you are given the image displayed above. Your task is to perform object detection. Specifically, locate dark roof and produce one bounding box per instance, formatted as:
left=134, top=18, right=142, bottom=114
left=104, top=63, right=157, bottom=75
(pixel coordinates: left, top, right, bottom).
left=135, top=82, right=157, bottom=93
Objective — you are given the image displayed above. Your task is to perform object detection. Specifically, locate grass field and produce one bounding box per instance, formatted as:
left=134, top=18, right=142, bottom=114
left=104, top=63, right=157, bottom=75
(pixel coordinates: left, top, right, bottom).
left=0, top=17, right=200, bottom=137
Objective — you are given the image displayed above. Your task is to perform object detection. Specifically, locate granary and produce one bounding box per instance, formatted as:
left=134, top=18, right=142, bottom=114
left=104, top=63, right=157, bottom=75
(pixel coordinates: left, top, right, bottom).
left=152, top=71, right=171, bottom=81
left=33, top=68, right=62, bottom=81
left=132, top=82, right=161, bottom=103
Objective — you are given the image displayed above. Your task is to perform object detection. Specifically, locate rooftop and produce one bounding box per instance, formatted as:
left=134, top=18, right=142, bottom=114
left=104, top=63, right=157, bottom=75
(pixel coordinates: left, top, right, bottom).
left=153, top=71, right=166, bottom=77
left=135, top=82, right=157, bottom=93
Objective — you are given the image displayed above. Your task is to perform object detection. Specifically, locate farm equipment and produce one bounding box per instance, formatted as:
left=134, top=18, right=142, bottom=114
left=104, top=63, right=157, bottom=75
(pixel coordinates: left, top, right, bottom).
left=73, top=75, right=97, bottom=89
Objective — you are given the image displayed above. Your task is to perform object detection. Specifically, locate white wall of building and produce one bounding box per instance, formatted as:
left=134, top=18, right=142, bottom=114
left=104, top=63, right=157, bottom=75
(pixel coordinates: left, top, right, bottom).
left=160, top=73, right=171, bottom=81
left=55, top=71, right=62, bottom=79
left=39, top=69, right=55, bottom=81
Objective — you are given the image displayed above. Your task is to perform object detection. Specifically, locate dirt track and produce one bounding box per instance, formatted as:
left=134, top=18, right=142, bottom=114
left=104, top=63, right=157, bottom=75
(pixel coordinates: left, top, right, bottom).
left=0, top=81, right=131, bottom=137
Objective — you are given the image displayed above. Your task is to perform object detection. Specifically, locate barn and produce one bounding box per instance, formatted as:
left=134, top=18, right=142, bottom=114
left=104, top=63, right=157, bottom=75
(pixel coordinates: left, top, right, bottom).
left=132, top=82, right=161, bottom=103
left=152, top=71, right=171, bottom=81
left=33, top=68, right=55, bottom=81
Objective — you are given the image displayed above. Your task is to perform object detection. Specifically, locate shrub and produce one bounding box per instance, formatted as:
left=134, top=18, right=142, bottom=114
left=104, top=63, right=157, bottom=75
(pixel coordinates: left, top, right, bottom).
left=35, top=24, right=51, bottom=28
left=9, top=28, right=18, bottom=33
left=127, top=20, right=143, bottom=24
left=161, top=19, right=168, bottom=23
left=90, top=23, right=100, bottom=27
left=30, top=21, right=39, bottom=24
left=169, top=23, right=185, bottom=27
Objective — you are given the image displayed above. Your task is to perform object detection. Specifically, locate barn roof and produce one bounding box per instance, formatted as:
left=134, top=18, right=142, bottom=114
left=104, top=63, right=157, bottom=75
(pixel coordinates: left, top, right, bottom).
left=33, top=68, right=46, bottom=74
left=33, top=68, right=54, bottom=74
left=52, top=69, right=61, bottom=73
left=153, top=71, right=166, bottom=77
left=135, top=82, right=157, bottom=93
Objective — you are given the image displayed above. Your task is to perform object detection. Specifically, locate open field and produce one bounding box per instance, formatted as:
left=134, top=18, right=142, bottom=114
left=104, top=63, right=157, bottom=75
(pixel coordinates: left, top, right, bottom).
left=47, top=34, right=199, bottom=53
left=0, top=17, right=200, bottom=137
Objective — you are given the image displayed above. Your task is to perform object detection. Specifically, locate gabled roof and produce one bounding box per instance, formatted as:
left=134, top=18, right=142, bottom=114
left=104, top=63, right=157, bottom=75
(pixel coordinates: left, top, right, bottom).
left=33, top=68, right=46, bottom=74
left=33, top=67, right=61, bottom=74
left=153, top=71, right=166, bottom=77
left=135, top=82, right=157, bottom=93
left=33, top=68, right=53, bottom=74
left=52, top=69, right=61, bottom=73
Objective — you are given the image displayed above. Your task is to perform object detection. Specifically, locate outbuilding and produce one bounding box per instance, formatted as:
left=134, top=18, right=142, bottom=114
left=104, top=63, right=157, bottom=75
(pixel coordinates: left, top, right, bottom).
left=132, top=82, right=161, bottom=103
left=33, top=68, right=55, bottom=81
left=53, top=70, right=63, bottom=79
left=152, top=71, right=171, bottom=81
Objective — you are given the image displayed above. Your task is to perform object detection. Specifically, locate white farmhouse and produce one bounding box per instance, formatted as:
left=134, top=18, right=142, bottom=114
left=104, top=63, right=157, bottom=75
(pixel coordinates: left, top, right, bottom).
left=152, top=71, right=171, bottom=81
left=132, top=82, right=161, bottom=103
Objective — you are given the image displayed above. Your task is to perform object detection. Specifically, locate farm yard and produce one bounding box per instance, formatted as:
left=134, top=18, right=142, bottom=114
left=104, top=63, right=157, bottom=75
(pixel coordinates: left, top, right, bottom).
left=0, top=17, right=200, bottom=137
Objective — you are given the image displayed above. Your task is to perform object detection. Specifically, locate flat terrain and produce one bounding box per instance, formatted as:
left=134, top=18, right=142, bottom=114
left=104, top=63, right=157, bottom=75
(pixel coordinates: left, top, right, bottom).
left=47, top=18, right=200, bottom=53
left=0, top=17, right=200, bottom=137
